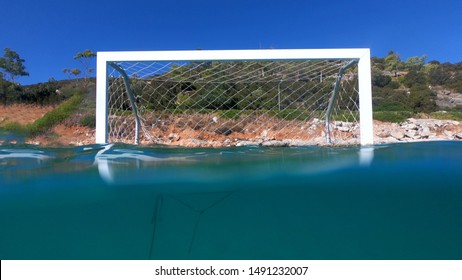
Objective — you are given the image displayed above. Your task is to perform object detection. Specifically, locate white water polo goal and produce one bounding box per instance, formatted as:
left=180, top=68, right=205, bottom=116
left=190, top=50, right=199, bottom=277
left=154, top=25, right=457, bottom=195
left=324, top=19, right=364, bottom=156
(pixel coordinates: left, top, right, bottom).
left=95, top=48, right=373, bottom=146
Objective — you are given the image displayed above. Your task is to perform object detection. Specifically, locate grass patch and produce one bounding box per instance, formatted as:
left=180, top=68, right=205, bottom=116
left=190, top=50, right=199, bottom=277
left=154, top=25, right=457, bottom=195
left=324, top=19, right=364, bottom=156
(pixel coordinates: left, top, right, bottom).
left=266, top=109, right=313, bottom=121
left=330, top=111, right=360, bottom=123
left=218, top=109, right=241, bottom=119
left=27, top=94, right=84, bottom=136
left=373, top=111, right=413, bottom=123
left=3, top=121, right=27, bottom=134
left=429, top=111, right=462, bottom=121
left=1, top=91, right=84, bottom=137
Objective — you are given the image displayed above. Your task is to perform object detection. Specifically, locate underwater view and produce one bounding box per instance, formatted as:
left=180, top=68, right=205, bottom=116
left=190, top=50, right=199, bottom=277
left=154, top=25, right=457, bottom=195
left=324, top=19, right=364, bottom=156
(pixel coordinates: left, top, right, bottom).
left=1, top=140, right=462, bottom=260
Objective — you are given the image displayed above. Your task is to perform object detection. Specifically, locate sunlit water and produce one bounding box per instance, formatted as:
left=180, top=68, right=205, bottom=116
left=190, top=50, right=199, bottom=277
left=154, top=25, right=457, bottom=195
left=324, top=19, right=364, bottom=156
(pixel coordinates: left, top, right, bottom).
left=1, top=139, right=462, bottom=260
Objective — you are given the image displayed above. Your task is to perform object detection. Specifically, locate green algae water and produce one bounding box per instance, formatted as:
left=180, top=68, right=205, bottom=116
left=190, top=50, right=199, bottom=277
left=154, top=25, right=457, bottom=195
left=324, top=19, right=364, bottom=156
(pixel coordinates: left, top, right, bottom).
left=1, top=141, right=462, bottom=260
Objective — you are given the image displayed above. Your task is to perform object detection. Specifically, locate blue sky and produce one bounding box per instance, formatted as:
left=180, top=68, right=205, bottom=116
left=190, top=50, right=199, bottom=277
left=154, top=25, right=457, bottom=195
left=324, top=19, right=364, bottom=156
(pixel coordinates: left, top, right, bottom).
left=1, top=0, right=461, bottom=85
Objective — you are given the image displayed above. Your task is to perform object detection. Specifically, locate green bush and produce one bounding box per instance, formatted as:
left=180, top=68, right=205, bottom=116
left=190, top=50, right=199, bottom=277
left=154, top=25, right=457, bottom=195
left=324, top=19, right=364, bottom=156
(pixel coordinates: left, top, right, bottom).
left=428, top=66, right=451, bottom=86
left=79, top=114, right=96, bottom=128
left=447, top=79, right=462, bottom=93
left=372, top=73, right=391, bottom=87
left=407, top=85, right=437, bottom=113
left=385, top=80, right=400, bottom=89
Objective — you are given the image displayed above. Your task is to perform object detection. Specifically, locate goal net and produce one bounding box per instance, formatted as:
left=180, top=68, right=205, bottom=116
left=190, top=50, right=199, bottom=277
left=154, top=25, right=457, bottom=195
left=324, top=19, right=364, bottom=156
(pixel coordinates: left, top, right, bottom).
left=96, top=49, right=373, bottom=147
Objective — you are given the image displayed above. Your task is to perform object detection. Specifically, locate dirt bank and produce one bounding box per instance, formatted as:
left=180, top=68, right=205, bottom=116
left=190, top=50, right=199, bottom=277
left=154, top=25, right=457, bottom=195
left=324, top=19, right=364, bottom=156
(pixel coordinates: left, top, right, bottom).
left=0, top=104, right=56, bottom=125
left=1, top=104, right=462, bottom=147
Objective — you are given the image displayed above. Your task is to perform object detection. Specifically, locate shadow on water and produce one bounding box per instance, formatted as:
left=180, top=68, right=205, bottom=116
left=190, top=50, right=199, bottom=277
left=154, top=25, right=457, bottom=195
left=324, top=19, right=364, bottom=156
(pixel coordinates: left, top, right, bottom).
left=1, top=141, right=462, bottom=259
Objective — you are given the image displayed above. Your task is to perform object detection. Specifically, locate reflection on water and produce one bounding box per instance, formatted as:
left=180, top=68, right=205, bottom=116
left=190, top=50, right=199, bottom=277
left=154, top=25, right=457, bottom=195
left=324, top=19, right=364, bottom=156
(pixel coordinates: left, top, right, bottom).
left=93, top=144, right=368, bottom=186
left=1, top=141, right=462, bottom=260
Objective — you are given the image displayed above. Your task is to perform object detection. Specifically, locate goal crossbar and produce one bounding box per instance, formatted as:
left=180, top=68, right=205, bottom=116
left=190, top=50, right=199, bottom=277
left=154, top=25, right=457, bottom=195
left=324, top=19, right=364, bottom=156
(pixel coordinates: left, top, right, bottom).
left=96, top=48, right=373, bottom=146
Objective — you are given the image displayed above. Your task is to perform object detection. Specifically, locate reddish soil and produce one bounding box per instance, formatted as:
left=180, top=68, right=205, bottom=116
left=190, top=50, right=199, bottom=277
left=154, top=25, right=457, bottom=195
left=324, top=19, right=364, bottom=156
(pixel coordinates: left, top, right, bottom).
left=1, top=104, right=462, bottom=147
left=0, top=104, right=95, bottom=146
left=0, top=104, right=55, bottom=125
left=28, top=124, right=95, bottom=146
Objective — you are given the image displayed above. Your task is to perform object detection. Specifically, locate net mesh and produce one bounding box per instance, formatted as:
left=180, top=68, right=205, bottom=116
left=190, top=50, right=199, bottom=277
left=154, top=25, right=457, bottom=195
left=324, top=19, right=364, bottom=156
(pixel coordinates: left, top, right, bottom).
left=107, top=59, right=360, bottom=147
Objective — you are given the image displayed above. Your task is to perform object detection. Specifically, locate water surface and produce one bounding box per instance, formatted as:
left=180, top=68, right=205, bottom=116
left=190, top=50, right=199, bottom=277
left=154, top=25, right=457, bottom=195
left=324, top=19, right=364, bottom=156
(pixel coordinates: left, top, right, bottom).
left=1, top=141, right=461, bottom=259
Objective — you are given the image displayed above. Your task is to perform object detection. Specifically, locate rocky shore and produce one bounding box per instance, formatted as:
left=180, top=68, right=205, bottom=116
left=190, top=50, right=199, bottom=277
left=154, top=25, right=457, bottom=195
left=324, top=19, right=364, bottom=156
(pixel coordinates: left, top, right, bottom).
left=374, top=118, right=462, bottom=144
left=23, top=118, right=462, bottom=147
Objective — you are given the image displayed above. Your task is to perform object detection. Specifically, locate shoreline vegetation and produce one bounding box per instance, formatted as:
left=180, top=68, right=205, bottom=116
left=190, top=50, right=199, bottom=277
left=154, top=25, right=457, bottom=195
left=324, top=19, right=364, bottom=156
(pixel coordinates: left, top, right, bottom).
left=1, top=50, right=462, bottom=147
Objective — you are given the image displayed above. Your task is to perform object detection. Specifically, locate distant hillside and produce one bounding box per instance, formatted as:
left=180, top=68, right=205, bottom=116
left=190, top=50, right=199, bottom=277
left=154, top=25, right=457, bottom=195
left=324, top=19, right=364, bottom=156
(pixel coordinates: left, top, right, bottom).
left=371, top=51, right=462, bottom=114
left=0, top=77, right=96, bottom=106
left=1, top=51, right=462, bottom=117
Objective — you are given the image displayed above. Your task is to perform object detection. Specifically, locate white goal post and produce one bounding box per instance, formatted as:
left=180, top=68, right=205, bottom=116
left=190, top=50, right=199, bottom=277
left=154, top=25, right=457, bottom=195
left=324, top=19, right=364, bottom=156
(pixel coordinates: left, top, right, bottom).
left=96, top=48, right=373, bottom=146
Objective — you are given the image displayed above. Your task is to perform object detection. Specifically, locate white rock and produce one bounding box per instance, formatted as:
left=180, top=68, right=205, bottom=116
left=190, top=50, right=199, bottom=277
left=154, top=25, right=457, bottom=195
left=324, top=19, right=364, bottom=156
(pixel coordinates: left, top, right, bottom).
left=444, top=130, right=454, bottom=137
left=168, top=133, right=180, bottom=141
left=421, top=126, right=431, bottom=134
left=402, top=123, right=418, bottom=130
left=262, top=140, right=287, bottom=147
left=337, top=126, right=350, bottom=132
left=376, top=136, right=398, bottom=144
left=236, top=141, right=259, bottom=147
left=286, top=140, right=313, bottom=146
left=391, top=130, right=405, bottom=140
left=404, top=130, right=418, bottom=139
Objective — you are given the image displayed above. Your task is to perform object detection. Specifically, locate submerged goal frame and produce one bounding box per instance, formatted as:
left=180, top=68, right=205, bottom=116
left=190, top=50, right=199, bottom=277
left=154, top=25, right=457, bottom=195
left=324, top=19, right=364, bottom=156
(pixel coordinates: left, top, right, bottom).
left=96, top=48, right=373, bottom=145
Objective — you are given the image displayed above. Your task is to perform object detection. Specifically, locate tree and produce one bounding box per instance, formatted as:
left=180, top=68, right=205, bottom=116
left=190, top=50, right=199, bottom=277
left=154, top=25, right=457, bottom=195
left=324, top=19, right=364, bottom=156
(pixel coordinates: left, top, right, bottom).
left=74, top=49, right=96, bottom=87
left=402, top=70, right=428, bottom=88
left=372, top=72, right=392, bottom=87
left=404, top=55, right=427, bottom=71
left=63, top=68, right=82, bottom=86
left=63, top=68, right=72, bottom=80
left=0, top=48, right=29, bottom=83
left=384, top=50, right=403, bottom=74
left=428, top=65, right=451, bottom=86
left=71, top=68, right=81, bottom=79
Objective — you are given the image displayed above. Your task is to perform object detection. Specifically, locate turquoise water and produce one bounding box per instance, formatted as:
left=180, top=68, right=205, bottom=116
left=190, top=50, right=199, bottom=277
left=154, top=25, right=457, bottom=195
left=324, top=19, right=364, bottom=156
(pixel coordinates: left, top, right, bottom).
left=1, top=140, right=462, bottom=260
